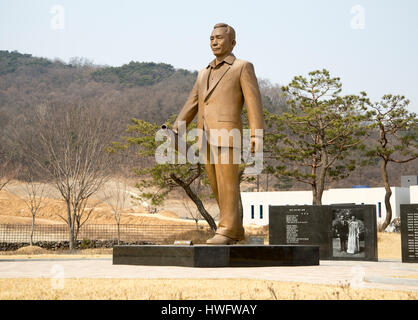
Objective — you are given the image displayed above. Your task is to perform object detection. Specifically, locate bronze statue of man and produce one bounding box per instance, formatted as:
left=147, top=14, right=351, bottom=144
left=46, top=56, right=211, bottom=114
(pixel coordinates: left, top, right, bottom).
left=172, top=23, right=264, bottom=245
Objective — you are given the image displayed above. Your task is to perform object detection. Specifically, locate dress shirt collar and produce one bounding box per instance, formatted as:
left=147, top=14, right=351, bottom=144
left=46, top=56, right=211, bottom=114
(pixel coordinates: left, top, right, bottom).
left=207, top=53, right=236, bottom=69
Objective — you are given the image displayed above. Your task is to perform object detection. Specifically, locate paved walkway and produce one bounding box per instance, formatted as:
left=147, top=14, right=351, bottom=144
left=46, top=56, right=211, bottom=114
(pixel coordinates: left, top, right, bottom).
left=0, top=257, right=417, bottom=292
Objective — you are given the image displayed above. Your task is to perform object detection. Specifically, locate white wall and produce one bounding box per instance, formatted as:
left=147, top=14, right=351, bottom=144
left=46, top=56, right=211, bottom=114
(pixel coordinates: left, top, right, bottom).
left=322, top=187, right=410, bottom=223
left=410, top=186, right=418, bottom=204
left=241, top=191, right=312, bottom=226
left=241, top=187, right=411, bottom=226
left=394, top=187, right=411, bottom=219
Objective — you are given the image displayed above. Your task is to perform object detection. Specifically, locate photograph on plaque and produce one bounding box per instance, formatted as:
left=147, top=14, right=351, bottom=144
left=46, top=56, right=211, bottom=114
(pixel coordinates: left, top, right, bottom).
left=331, top=208, right=365, bottom=258
left=329, top=205, right=377, bottom=261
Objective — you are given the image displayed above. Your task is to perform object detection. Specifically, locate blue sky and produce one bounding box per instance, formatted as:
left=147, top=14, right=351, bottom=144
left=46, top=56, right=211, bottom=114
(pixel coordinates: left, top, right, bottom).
left=1, top=0, right=418, bottom=113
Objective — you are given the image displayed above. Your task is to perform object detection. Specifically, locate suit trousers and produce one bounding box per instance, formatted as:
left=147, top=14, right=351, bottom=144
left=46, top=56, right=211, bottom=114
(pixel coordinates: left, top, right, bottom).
left=203, top=140, right=244, bottom=240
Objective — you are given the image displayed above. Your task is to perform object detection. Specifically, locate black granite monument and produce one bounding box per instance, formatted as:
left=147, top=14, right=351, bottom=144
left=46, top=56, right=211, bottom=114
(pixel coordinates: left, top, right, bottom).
left=269, top=205, right=378, bottom=261
left=400, top=204, right=418, bottom=263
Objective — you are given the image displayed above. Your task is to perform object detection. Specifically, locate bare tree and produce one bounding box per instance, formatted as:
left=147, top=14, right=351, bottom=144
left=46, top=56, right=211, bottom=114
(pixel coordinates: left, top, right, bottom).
left=0, top=145, right=18, bottom=192
left=102, top=178, right=131, bottom=244
left=14, top=174, right=49, bottom=246
left=181, top=195, right=201, bottom=230
left=23, top=182, right=47, bottom=246
left=16, top=104, right=114, bottom=250
left=0, top=159, right=14, bottom=192
left=72, top=197, right=104, bottom=242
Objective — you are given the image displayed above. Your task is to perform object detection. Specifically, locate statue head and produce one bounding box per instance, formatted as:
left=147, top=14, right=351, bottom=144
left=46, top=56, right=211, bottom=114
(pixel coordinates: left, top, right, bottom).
left=210, top=23, right=236, bottom=59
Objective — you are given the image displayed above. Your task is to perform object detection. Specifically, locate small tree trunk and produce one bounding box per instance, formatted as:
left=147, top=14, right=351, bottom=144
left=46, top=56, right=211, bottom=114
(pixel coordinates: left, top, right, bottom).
left=187, top=188, right=217, bottom=232
left=312, top=188, right=321, bottom=205
left=311, top=154, right=321, bottom=205
left=266, top=173, right=269, bottom=191
left=68, top=223, right=75, bottom=251
left=312, top=182, right=322, bottom=205
left=66, top=201, right=75, bottom=251
left=256, top=175, right=260, bottom=192
left=314, top=145, right=328, bottom=206
left=170, top=173, right=217, bottom=232
left=30, top=214, right=35, bottom=246
left=117, top=223, right=121, bottom=245
left=74, top=217, right=82, bottom=244
left=314, top=185, right=325, bottom=205
left=380, top=159, right=392, bottom=231
left=315, top=177, right=325, bottom=205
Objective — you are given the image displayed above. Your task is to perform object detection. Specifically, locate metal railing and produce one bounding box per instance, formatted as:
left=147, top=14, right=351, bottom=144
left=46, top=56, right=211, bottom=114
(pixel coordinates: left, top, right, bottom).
left=0, top=224, right=211, bottom=244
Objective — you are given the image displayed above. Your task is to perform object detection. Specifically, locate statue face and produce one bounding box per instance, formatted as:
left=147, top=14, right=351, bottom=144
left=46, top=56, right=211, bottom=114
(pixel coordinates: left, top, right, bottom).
left=210, top=27, right=235, bottom=58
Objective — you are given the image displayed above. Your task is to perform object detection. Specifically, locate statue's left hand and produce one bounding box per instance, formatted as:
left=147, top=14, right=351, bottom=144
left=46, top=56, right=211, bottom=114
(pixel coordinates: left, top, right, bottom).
left=250, top=136, right=262, bottom=154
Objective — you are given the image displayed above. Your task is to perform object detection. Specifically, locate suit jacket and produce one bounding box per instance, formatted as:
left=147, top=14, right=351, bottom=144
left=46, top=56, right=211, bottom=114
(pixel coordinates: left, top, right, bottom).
left=335, top=220, right=349, bottom=239
left=172, top=54, right=264, bottom=148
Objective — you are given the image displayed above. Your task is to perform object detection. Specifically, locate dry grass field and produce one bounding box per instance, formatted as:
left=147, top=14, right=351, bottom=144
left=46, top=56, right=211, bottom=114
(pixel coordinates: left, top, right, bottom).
left=0, top=278, right=416, bottom=300
left=0, top=185, right=269, bottom=245
left=0, top=186, right=216, bottom=226
left=377, top=232, right=402, bottom=260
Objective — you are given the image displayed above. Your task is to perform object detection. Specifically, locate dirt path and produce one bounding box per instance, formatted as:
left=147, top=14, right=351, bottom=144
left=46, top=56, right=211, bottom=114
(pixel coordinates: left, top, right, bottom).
left=0, top=182, right=220, bottom=226
left=0, top=215, right=62, bottom=225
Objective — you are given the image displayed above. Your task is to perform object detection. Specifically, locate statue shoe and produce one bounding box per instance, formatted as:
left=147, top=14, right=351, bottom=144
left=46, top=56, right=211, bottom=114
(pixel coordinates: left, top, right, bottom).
left=206, top=234, right=237, bottom=245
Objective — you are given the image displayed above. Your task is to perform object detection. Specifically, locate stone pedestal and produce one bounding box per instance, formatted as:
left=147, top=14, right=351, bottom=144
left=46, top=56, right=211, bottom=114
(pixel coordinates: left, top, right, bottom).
left=112, top=245, right=319, bottom=267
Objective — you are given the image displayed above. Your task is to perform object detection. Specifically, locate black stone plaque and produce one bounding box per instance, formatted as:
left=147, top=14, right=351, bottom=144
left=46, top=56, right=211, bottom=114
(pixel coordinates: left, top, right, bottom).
left=269, top=206, right=332, bottom=259
left=401, top=204, right=418, bottom=263
left=112, top=245, right=319, bottom=267
left=269, top=205, right=378, bottom=261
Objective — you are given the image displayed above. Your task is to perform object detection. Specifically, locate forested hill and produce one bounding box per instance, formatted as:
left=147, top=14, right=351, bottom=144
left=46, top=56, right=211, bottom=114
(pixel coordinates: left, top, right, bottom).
left=0, top=50, right=287, bottom=126
left=0, top=50, right=196, bottom=124
left=0, top=50, right=415, bottom=188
